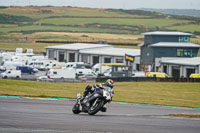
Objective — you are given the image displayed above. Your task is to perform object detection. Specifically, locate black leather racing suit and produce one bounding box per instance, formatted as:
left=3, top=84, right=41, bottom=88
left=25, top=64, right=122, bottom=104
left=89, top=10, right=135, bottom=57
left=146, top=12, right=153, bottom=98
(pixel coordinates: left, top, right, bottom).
left=83, top=84, right=106, bottom=98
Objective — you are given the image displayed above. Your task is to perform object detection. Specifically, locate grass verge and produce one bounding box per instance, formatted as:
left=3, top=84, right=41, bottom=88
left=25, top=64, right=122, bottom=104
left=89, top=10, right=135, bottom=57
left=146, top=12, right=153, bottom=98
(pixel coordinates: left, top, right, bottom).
left=0, top=79, right=200, bottom=108
left=168, top=113, right=200, bottom=118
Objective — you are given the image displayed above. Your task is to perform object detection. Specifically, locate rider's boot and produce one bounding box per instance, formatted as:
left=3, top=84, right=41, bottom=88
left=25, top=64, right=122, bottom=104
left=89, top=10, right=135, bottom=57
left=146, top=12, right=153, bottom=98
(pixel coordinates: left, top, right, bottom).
left=101, top=105, right=107, bottom=112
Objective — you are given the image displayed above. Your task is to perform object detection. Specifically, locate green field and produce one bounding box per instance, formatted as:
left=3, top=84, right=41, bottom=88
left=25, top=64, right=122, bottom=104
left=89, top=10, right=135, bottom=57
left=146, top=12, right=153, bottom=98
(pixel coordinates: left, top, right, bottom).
left=0, top=6, right=199, bottom=39
left=0, top=42, right=139, bottom=53
left=35, top=18, right=190, bottom=27
left=168, top=24, right=200, bottom=33
left=0, top=43, right=62, bottom=53
left=0, top=6, right=200, bottom=51
left=0, top=79, right=200, bottom=108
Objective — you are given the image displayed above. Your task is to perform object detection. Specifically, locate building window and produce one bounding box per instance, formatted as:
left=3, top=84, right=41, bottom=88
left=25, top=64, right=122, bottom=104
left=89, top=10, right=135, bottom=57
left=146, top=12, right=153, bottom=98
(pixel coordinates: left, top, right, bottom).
left=177, top=49, right=197, bottom=57
left=93, top=56, right=99, bottom=65
left=179, top=36, right=190, bottom=42
left=69, top=53, right=75, bottom=62
left=48, top=50, right=54, bottom=59
left=163, top=65, right=167, bottom=73
left=59, top=52, right=65, bottom=62
left=82, top=55, right=88, bottom=64
left=104, top=57, right=111, bottom=63
left=114, top=66, right=128, bottom=72
left=136, top=64, right=140, bottom=71
left=53, top=72, right=57, bottom=74
left=145, top=35, right=152, bottom=45
left=116, top=59, right=123, bottom=63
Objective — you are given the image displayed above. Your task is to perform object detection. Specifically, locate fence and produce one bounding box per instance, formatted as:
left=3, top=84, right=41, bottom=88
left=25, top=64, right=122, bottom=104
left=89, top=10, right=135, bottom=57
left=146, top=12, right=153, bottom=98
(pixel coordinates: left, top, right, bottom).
left=96, top=77, right=200, bottom=82
left=3, top=77, right=200, bottom=83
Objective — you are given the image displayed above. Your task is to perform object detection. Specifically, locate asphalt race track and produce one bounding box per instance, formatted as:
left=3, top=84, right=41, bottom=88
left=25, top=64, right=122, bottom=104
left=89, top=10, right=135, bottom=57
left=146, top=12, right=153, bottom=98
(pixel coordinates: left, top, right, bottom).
left=0, top=97, right=200, bottom=133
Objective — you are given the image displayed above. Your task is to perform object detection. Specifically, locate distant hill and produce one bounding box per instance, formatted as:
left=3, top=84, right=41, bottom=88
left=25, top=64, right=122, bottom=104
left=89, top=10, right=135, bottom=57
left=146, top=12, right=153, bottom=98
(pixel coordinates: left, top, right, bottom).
left=140, top=8, right=200, bottom=18
left=0, top=6, right=200, bottom=44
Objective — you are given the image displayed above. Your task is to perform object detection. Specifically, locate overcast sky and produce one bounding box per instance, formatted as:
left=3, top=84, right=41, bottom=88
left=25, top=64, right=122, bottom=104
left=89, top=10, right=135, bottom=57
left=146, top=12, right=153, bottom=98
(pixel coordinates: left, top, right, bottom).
left=0, top=0, right=200, bottom=9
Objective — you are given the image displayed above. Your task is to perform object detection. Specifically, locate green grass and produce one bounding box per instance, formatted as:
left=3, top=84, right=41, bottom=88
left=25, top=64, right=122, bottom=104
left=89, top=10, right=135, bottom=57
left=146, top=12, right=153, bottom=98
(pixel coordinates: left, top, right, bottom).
left=37, top=34, right=77, bottom=40
left=0, top=13, right=32, bottom=24
left=0, top=6, right=200, bottom=49
left=0, top=25, right=127, bottom=34
left=0, top=7, right=152, bottom=19
left=168, top=113, right=200, bottom=118
left=0, top=43, right=60, bottom=53
left=0, top=18, right=191, bottom=35
left=0, top=24, right=18, bottom=28
left=168, top=24, right=200, bottom=33
left=0, top=6, right=197, bottom=36
left=0, top=79, right=200, bottom=108
left=0, top=42, right=140, bottom=53
left=35, top=18, right=190, bottom=28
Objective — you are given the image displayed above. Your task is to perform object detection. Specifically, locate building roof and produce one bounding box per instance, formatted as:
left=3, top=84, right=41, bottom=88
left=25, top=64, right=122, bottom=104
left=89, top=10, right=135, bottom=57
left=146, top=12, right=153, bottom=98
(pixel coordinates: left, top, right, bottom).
left=142, top=31, right=193, bottom=36
left=80, top=47, right=140, bottom=57
left=45, top=43, right=112, bottom=50
left=161, top=57, right=200, bottom=66
left=150, top=42, right=200, bottom=48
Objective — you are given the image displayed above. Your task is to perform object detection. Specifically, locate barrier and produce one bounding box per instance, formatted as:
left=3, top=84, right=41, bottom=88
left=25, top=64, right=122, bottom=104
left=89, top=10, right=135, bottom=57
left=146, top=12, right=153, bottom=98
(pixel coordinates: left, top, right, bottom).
left=96, top=77, right=200, bottom=82
left=2, top=77, right=200, bottom=83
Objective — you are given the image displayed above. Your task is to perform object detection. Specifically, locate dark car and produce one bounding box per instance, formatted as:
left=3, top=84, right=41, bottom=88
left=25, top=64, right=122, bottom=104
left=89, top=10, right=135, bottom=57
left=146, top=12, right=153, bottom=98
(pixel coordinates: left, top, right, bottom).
left=16, top=66, right=36, bottom=74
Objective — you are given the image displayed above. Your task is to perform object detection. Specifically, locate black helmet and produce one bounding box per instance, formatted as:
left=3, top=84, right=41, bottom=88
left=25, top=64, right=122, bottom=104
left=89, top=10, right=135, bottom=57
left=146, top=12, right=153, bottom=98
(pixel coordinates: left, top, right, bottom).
left=105, top=79, right=114, bottom=88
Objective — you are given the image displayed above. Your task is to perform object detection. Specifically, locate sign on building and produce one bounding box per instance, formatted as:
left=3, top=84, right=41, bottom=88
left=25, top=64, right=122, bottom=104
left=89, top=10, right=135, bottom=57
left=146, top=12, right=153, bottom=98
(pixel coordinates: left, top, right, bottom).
left=125, top=54, right=135, bottom=62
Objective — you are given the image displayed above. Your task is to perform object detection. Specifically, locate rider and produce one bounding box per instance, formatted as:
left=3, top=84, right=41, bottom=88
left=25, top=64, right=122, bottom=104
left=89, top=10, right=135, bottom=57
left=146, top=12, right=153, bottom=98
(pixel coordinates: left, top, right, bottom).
left=82, top=79, right=114, bottom=112
left=82, top=79, right=114, bottom=98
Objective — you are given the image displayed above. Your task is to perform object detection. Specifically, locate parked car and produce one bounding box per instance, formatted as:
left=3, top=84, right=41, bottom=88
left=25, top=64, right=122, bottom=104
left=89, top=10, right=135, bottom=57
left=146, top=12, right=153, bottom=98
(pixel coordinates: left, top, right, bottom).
left=189, top=73, right=200, bottom=78
left=16, top=66, right=37, bottom=74
left=37, top=76, right=54, bottom=82
left=1, top=70, right=21, bottom=79
left=146, top=72, right=168, bottom=78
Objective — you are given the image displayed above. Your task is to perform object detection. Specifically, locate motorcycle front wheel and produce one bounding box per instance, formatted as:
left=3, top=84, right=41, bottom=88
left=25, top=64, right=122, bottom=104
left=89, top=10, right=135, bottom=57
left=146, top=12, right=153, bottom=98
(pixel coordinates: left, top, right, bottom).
left=88, top=99, right=104, bottom=115
left=72, top=102, right=81, bottom=114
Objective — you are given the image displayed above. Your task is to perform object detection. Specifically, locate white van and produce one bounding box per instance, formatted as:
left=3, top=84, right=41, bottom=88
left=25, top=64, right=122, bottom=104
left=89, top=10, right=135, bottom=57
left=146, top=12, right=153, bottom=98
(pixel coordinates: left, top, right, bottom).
left=47, top=68, right=76, bottom=79
left=26, top=60, right=46, bottom=70
left=64, top=62, right=84, bottom=69
left=43, top=60, right=63, bottom=70
left=1, top=70, right=21, bottom=79
left=64, top=62, right=96, bottom=76
left=93, top=63, right=124, bottom=76
left=0, top=61, right=24, bottom=71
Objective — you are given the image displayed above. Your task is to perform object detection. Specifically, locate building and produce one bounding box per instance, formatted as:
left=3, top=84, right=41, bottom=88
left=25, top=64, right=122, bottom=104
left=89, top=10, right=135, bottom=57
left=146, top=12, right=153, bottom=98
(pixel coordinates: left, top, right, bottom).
left=45, top=43, right=140, bottom=71
left=140, top=31, right=200, bottom=75
left=160, top=57, right=200, bottom=78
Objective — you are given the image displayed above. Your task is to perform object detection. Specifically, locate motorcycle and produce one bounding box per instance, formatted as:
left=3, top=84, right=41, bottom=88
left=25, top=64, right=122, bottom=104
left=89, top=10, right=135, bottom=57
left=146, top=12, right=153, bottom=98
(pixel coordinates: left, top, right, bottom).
left=72, top=86, right=114, bottom=115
